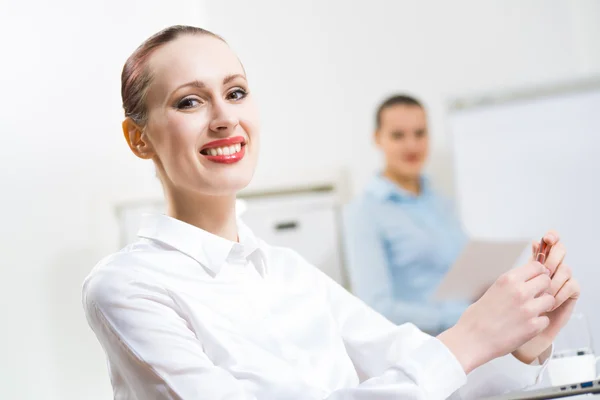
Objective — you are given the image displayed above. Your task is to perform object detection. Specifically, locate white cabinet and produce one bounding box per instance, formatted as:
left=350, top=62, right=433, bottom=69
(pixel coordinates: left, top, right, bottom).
left=241, top=191, right=347, bottom=287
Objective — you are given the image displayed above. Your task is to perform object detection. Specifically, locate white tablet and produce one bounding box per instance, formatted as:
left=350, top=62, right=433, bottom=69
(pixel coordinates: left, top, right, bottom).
left=433, top=239, right=530, bottom=301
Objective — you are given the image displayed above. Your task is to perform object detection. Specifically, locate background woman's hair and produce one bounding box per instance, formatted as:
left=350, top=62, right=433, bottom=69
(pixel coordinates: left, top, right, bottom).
left=375, top=94, right=424, bottom=129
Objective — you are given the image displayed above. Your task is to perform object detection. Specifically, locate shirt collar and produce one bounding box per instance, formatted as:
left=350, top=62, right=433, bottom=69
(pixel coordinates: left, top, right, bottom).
left=137, top=213, right=266, bottom=277
left=365, top=173, right=431, bottom=202
left=237, top=218, right=269, bottom=276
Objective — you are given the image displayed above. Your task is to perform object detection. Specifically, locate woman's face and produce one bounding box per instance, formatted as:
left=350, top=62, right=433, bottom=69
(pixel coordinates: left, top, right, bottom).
left=375, top=104, right=429, bottom=179
left=141, top=34, right=259, bottom=196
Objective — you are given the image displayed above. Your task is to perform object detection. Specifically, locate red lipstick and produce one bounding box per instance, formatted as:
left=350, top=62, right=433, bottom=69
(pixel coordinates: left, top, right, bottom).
left=200, top=136, right=246, bottom=164
left=404, top=154, right=420, bottom=163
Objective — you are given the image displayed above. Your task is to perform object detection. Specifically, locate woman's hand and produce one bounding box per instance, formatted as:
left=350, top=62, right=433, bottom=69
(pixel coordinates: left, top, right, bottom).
left=439, top=231, right=580, bottom=374
left=439, top=259, right=554, bottom=374
left=512, top=232, right=580, bottom=364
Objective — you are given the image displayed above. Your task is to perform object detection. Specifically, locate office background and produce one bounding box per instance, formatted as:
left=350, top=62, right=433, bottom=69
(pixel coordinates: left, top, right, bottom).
left=1, top=1, right=599, bottom=399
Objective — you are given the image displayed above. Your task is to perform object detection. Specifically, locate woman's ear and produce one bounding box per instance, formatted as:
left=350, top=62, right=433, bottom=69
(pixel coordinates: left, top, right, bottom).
left=122, top=118, right=155, bottom=160
left=374, top=129, right=382, bottom=148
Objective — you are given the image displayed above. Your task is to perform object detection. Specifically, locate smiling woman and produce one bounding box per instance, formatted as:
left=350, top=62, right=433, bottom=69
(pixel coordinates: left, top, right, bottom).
left=121, top=27, right=259, bottom=210
left=82, top=25, right=580, bottom=400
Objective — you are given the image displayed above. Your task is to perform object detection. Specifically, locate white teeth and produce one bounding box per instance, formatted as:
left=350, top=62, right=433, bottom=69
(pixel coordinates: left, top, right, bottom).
left=204, top=143, right=243, bottom=156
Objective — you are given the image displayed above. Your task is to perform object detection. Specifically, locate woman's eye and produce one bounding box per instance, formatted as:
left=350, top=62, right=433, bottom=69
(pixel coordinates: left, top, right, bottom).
left=177, top=98, right=201, bottom=109
left=227, top=88, right=247, bottom=101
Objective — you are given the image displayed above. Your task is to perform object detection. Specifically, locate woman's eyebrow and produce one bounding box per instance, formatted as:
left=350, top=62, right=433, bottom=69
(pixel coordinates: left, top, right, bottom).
left=170, top=74, right=247, bottom=97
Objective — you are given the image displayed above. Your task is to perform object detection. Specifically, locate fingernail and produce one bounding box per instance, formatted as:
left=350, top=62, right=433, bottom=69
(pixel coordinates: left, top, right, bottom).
left=544, top=267, right=551, bottom=275
left=546, top=233, right=556, bottom=242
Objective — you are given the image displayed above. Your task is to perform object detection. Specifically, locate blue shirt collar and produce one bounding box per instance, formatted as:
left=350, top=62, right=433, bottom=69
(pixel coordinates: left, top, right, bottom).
left=365, top=173, right=432, bottom=202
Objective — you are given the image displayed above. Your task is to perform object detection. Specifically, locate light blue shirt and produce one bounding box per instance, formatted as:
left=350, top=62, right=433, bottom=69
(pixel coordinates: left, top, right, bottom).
left=342, top=174, right=470, bottom=334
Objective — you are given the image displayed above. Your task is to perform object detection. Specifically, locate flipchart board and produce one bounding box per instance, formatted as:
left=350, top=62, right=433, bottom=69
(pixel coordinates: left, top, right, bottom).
left=448, top=79, right=600, bottom=351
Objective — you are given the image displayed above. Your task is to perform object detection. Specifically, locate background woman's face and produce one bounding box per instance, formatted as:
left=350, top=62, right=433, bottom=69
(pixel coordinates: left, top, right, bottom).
left=376, top=104, right=429, bottom=179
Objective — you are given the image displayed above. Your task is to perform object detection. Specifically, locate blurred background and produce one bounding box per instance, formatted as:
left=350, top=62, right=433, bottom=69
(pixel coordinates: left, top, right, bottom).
left=1, top=0, right=599, bottom=398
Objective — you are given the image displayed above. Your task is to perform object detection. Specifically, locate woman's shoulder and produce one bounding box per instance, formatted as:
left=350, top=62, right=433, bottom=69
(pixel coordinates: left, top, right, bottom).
left=257, top=239, right=322, bottom=279
left=82, top=240, right=170, bottom=312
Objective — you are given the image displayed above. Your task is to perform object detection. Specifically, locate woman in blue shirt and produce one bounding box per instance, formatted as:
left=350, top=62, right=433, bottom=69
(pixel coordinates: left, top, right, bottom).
left=343, top=94, right=470, bottom=335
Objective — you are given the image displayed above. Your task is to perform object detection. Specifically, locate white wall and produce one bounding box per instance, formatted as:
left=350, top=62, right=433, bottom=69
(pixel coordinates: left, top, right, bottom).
left=1, top=1, right=599, bottom=399
left=0, top=1, right=204, bottom=399
left=204, top=0, right=600, bottom=198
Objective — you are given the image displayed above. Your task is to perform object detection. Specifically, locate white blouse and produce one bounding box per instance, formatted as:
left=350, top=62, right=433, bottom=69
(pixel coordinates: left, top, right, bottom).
left=82, top=213, right=549, bottom=400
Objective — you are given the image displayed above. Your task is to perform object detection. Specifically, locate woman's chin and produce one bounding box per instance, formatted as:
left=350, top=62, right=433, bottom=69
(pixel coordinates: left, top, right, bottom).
left=203, top=173, right=254, bottom=196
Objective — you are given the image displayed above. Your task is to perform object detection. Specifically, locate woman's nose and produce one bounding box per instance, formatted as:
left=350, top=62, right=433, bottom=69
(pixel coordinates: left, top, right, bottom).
left=209, top=103, right=239, bottom=134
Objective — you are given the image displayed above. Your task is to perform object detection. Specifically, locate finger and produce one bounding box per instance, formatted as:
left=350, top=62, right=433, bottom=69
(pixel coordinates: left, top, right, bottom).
left=510, top=261, right=549, bottom=283
left=530, top=240, right=540, bottom=261
left=552, top=279, right=581, bottom=311
left=535, top=231, right=559, bottom=264
left=524, top=273, right=552, bottom=297
left=528, top=293, right=556, bottom=315
left=534, top=231, right=559, bottom=264
left=529, top=315, right=551, bottom=336
left=543, top=230, right=560, bottom=246
left=545, top=242, right=566, bottom=277
left=548, top=264, right=572, bottom=296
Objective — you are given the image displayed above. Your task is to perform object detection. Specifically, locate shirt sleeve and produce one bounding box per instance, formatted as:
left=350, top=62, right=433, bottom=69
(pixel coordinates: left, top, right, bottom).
left=342, top=202, right=450, bottom=333
left=83, top=267, right=260, bottom=400
left=449, top=346, right=552, bottom=399
left=316, top=267, right=549, bottom=400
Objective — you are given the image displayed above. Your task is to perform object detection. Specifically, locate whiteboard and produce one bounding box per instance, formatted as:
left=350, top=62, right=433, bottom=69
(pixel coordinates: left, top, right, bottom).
left=448, top=80, right=600, bottom=351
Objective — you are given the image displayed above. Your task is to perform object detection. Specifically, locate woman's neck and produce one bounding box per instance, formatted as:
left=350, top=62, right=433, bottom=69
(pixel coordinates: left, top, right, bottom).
left=383, top=168, right=421, bottom=195
left=164, top=187, right=238, bottom=242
